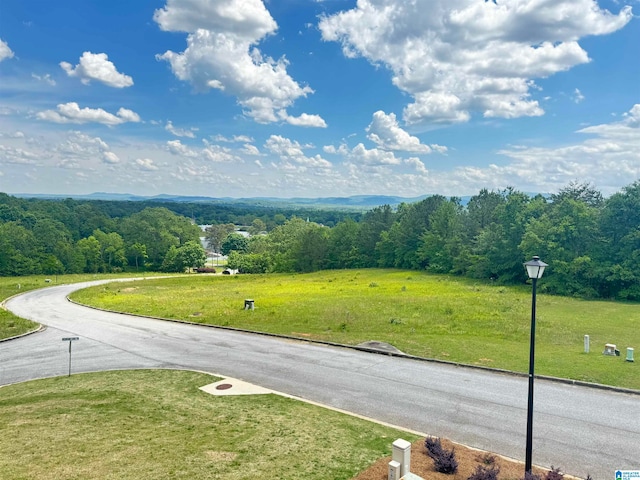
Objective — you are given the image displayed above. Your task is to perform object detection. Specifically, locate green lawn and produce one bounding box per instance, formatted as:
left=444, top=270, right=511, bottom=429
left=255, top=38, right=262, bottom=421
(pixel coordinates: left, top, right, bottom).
left=71, top=269, right=640, bottom=390
left=0, top=369, right=417, bottom=480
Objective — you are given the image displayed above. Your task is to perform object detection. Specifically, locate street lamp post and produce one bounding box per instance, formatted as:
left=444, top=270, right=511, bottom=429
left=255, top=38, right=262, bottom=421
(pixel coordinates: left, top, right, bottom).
left=523, top=255, right=548, bottom=474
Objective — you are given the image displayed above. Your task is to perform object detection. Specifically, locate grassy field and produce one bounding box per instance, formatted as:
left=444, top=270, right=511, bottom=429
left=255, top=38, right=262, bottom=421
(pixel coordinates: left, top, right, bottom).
left=71, top=269, right=640, bottom=390
left=0, top=369, right=417, bottom=480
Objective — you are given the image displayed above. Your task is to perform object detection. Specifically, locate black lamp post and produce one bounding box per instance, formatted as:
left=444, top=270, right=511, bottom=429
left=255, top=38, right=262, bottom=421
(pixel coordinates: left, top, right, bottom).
left=523, top=255, right=548, bottom=474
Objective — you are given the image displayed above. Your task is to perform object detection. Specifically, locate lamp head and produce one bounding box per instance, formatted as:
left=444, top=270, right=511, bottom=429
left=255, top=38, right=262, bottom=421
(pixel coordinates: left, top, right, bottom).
left=524, top=256, right=548, bottom=279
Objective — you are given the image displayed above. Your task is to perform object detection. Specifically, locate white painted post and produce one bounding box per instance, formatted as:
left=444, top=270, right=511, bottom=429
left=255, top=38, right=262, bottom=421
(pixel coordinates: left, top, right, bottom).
left=392, top=439, right=412, bottom=477
left=584, top=335, right=590, bottom=353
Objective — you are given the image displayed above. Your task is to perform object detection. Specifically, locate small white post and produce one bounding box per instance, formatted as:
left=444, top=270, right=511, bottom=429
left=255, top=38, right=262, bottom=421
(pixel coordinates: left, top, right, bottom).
left=392, top=439, right=412, bottom=477
left=626, top=347, right=634, bottom=362
left=388, top=460, right=401, bottom=480
left=584, top=335, right=590, bottom=353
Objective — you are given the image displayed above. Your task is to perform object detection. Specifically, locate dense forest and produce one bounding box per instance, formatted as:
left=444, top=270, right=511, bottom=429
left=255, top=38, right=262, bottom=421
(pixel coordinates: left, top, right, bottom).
left=2, top=181, right=640, bottom=300
left=0, top=193, right=357, bottom=276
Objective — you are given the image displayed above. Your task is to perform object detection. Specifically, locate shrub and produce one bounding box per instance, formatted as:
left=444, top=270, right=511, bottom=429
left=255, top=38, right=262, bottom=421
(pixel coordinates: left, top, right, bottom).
left=522, top=466, right=564, bottom=480
left=479, top=453, right=496, bottom=465
left=424, top=437, right=458, bottom=474
left=425, top=437, right=443, bottom=457
left=468, top=464, right=500, bottom=480
left=546, top=467, right=564, bottom=480
left=522, top=472, right=542, bottom=480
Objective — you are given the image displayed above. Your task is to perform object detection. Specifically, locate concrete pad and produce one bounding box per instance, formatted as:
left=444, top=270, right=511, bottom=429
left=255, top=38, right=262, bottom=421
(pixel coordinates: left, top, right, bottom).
left=200, top=378, right=275, bottom=396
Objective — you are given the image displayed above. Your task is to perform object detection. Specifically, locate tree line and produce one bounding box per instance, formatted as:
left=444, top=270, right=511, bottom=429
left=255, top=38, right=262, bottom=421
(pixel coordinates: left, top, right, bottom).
left=0, top=195, right=205, bottom=275
left=3, top=181, right=640, bottom=300
left=222, top=181, right=640, bottom=301
left=0, top=194, right=356, bottom=276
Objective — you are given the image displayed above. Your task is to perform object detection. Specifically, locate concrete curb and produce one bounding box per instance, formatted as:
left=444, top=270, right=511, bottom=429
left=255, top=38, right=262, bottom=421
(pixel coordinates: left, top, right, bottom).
left=66, top=296, right=640, bottom=397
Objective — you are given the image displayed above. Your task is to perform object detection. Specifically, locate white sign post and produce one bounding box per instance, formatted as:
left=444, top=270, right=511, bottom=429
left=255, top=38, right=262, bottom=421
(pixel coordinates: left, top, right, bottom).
left=62, top=337, right=79, bottom=377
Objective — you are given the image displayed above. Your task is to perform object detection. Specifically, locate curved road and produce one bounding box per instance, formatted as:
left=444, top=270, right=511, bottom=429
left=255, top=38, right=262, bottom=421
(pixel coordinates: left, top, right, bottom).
left=3, top=281, right=639, bottom=478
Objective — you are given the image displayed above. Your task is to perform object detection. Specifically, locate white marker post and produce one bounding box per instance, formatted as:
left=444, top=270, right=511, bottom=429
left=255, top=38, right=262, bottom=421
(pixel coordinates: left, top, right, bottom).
left=62, top=337, right=79, bottom=377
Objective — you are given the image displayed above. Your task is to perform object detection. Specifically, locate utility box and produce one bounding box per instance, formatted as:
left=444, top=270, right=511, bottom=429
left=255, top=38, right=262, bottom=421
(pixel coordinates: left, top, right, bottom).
left=603, top=344, right=617, bottom=356
left=388, top=460, right=401, bottom=480
left=392, top=439, right=412, bottom=477
left=626, top=347, right=635, bottom=362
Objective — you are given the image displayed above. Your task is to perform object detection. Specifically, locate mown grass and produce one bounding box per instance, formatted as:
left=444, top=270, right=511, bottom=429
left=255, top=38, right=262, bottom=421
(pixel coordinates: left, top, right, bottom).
left=71, top=269, right=640, bottom=390
left=0, top=369, right=417, bottom=480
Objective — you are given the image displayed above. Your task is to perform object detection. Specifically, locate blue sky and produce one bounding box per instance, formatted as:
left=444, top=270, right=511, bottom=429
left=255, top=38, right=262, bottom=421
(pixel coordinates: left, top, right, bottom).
left=0, top=0, right=638, bottom=198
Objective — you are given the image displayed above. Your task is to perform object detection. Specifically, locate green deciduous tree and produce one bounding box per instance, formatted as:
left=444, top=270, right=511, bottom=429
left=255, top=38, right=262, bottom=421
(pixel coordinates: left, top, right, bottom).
left=160, top=245, right=183, bottom=273
left=119, top=207, right=201, bottom=270
left=292, top=223, right=329, bottom=273
left=77, top=236, right=102, bottom=273
left=379, top=196, right=447, bottom=269
left=326, top=218, right=361, bottom=269
left=221, top=233, right=249, bottom=256
left=357, top=205, right=395, bottom=267
left=417, top=199, right=467, bottom=274
left=178, top=240, right=206, bottom=272
left=93, top=229, right=127, bottom=272
left=205, top=223, right=236, bottom=254
left=0, top=222, right=42, bottom=275
left=127, top=242, right=148, bottom=271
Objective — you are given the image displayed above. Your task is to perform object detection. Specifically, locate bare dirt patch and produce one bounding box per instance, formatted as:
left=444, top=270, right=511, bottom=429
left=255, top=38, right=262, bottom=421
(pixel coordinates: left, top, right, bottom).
left=204, top=451, right=237, bottom=462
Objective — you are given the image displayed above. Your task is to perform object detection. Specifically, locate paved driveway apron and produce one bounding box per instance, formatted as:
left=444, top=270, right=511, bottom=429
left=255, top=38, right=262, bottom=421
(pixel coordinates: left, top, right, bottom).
left=3, top=281, right=639, bottom=478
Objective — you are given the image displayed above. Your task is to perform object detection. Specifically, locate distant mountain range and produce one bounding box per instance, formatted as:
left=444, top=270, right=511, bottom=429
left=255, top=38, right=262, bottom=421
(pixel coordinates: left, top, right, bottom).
left=13, top=192, right=446, bottom=209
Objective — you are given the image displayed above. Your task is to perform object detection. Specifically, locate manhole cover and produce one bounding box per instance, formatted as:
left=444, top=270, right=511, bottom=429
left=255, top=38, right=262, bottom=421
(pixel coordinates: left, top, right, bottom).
left=216, top=383, right=233, bottom=390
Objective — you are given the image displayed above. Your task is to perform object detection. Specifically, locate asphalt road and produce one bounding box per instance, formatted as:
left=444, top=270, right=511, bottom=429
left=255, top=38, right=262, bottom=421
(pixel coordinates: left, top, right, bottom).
left=3, top=280, right=639, bottom=478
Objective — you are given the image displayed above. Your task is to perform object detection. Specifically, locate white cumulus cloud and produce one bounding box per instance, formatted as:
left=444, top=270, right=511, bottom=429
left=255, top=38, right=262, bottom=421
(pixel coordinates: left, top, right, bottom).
left=283, top=112, right=328, bottom=128
left=319, top=0, right=632, bottom=125
left=366, top=111, right=446, bottom=153
left=0, top=39, right=14, bottom=62
left=165, top=120, right=197, bottom=138
left=36, top=103, right=141, bottom=125
left=0, top=144, right=39, bottom=164
left=155, top=0, right=325, bottom=126
left=60, top=52, right=133, bottom=88
left=166, top=139, right=198, bottom=157
left=497, top=103, right=640, bottom=194
left=166, top=138, right=243, bottom=163
left=53, top=131, right=121, bottom=166
left=135, top=158, right=158, bottom=171
left=343, top=143, right=402, bottom=166
left=405, top=157, right=428, bottom=174
left=212, top=134, right=254, bottom=143
left=265, top=135, right=332, bottom=168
